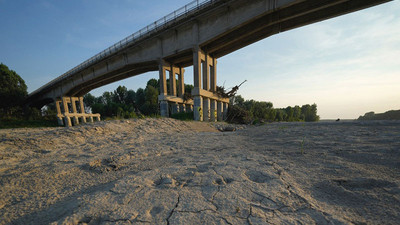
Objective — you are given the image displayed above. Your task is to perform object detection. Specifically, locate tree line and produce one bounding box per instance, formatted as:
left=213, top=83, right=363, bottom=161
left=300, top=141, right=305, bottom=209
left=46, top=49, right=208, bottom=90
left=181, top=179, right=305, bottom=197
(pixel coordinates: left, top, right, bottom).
left=358, top=110, right=400, bottom=120
left=227, top=95, right=319, bottom=124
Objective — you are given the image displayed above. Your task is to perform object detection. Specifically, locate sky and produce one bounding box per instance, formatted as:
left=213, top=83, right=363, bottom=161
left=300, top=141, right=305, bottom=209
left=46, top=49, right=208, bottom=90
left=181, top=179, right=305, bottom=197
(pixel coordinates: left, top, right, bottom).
left=0, top=0, right=399, bottom=119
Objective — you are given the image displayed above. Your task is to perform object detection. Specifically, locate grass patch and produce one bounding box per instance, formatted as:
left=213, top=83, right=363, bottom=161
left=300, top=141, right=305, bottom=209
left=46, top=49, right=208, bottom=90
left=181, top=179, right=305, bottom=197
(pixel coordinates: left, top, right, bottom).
left=171, top=111, right=194, bottom=121
left=0, top=118, right=59, bottom=129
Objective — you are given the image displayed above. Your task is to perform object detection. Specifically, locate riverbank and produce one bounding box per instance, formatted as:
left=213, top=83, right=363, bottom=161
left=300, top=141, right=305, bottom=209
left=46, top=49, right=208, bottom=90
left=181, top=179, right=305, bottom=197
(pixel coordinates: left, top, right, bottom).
left=0, top=119, right=399, bottom=224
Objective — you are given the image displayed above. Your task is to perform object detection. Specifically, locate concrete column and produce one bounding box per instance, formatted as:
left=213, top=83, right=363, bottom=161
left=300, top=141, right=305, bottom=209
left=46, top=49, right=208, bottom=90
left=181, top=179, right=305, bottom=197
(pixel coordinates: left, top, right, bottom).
left=203, top=55, right=210, bottom=91
left=160, top=100, right=169, bottom=117
left=79, top=97, right=87, bottom=123
left=217, top=101, right=223, bottom=121
left=169, top=66, right=177, bottom=96
left=193, top=47, right=203, bottom=121
left=179, top=103, right=186, bottom=113
left=171, top=102, right=179, bottom=114
left=223, top=102, right=228, bottom=120
left=193, top=96, right=203, bottom=121
left=193, top=48, right=202, bottom=89
left=178, top=68, right=185, bottom=98
left=210, top=58, right=217, bottom=92
left=210, top=99, right=217, bottom=122
left=55, top=100, right=64, bottom=126
left=159, top=60, right=168, bottom=96
left=203, top=97, right=210, bottom=122
left=70, top=97, right=79, bottom=125
left=159, top=60, right=169, bottom=117
left=62, top=97, right=72, bottom=127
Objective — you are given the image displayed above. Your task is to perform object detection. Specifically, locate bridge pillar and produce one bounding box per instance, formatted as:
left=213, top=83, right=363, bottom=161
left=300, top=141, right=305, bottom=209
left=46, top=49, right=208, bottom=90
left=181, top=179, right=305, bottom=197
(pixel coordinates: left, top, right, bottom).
left=217, top=101, right=223, bottom=121
left=62, top=97, right=72, bottom=127
left=158, top=60, right=190, bottom=117
left=193, top=96, right=203, bottom=121
left=70, top=97, right=80, bottom=125
left=55, top=96, right=101, bottom=127
left=169, top=66, right=177, bottom=97
left=223, top=102, right=228, bottom=120
left=203, top=97, right=210, bottom=122
left=210, top=99, right=217, bottom=122
left=79, top=97, right=87, bottom=123
left=160, top=101, right=169, bottom=117
left=159, top=60, right=169, bottom=117
left=192, top=47, right=204, bottom=121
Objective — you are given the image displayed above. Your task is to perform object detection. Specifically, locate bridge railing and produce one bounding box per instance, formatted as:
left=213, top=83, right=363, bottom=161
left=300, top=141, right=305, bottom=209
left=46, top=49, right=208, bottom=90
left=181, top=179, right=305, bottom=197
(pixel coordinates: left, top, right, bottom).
left=30, top=0, right=221, bottom=96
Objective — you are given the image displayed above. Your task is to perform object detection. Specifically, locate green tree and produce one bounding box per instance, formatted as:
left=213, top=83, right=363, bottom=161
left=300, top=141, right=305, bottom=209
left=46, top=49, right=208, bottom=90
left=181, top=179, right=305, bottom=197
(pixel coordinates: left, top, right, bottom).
left=184, top=84, right=194, bottom=95
left=293, top=105, right=302, bottom=121
left=146, top=79, right=159, bottom=90
left=285, top=106, right=294, bottom=121
left=136, top=88, right=146, bottom=109
left=232, top=95, right=245, bottom=107
left=0, top=63, right=28, bottom=115
left=83, top=93, right=96, bottom=109
left=125, top=90, right=136, bottom=106
left=113, top=86, right=128, bottom=104
left=301, top=104, right=319, bottom=122
left=140, top=85, right=159, bottom=115
left=101, top=91, right=113, bottom=105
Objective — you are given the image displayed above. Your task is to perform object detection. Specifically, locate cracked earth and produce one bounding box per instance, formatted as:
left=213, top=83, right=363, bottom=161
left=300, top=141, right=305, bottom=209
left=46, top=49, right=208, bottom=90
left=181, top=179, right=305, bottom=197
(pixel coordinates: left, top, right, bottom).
left=0, top=118, right=399, bottom=224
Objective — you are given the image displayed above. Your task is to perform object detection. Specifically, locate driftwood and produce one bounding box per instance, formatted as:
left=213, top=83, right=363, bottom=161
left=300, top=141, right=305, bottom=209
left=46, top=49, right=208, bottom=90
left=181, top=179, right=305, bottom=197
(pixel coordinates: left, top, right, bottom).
left=216, top=80, right=247, bottom=98
left=181, top=80, right=247, bottom=101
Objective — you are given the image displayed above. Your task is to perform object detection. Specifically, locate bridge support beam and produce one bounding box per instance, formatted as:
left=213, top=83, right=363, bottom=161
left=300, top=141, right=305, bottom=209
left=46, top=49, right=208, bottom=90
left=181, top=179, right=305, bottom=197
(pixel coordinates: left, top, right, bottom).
left=54, top=96, right=100, bottom=127
left=217, top=101, right=223, bottom=121
left=158, top=60, right=192, bottom=117
left=210, top=99, right=217, bottom=122
left=192, top=47, right=229, bottom=121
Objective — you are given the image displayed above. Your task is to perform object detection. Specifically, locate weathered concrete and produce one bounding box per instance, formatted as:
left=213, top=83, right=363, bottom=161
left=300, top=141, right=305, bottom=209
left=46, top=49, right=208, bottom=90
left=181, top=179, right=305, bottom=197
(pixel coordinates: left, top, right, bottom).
left=27, top=0, right=392, bottom=121
left=55, top=96, right=100, bottom=127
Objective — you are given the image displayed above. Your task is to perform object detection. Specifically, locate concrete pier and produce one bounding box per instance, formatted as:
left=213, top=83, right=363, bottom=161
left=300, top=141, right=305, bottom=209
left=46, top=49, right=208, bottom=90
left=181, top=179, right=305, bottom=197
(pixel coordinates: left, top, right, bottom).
left=190, top=48, right=229, bottom=121
left=56, top=96, right=101, bottom=127
left=158, top=60, right=193, bottom=117
left=210, top=99, right=217, bottom=122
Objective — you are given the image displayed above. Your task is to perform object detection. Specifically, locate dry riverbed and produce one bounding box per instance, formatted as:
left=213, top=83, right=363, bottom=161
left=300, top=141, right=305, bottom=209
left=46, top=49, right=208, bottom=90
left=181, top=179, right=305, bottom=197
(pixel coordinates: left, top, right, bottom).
left=0, top=118, right=399, bottom=224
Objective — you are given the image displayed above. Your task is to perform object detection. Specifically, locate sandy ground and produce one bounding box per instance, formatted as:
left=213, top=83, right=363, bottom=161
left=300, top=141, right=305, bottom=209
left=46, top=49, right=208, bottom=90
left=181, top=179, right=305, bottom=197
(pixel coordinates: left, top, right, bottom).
left=0, top=118, right=399, bottom=225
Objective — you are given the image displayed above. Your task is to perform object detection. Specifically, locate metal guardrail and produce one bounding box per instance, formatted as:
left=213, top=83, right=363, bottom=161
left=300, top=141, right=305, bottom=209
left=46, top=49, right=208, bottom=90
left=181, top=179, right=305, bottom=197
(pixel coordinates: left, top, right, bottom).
left=30, top=0, right=220, bottom=96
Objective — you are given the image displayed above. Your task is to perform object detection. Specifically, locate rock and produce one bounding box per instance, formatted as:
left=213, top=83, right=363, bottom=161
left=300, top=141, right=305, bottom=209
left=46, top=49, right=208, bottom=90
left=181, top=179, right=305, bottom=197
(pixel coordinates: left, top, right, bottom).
left=223, top=126, right=236, bottom=132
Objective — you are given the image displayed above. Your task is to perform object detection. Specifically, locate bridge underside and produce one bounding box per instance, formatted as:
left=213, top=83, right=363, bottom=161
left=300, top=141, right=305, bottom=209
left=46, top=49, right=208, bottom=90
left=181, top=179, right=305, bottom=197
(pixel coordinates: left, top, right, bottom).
left=27, top=0, right=392, bottom=126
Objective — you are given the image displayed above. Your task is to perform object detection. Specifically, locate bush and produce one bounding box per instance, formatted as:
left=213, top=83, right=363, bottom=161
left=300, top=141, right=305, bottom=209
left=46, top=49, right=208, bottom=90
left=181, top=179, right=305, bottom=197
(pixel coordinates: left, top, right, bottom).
left=226, top=105, right=251, bottom=124
left=171, top=111, right=194, bottom=121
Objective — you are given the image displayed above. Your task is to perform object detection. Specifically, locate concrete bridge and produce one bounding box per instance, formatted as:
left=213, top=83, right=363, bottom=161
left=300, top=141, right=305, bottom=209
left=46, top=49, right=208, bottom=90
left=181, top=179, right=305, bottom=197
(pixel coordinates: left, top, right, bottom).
left=27, top=0, right=392, bottom=126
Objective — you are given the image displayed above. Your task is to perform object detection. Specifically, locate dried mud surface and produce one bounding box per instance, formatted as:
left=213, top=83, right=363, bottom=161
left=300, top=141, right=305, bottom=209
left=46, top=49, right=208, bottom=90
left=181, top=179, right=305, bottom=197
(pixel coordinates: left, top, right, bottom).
left=0, top=118, right=399, bottom=224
